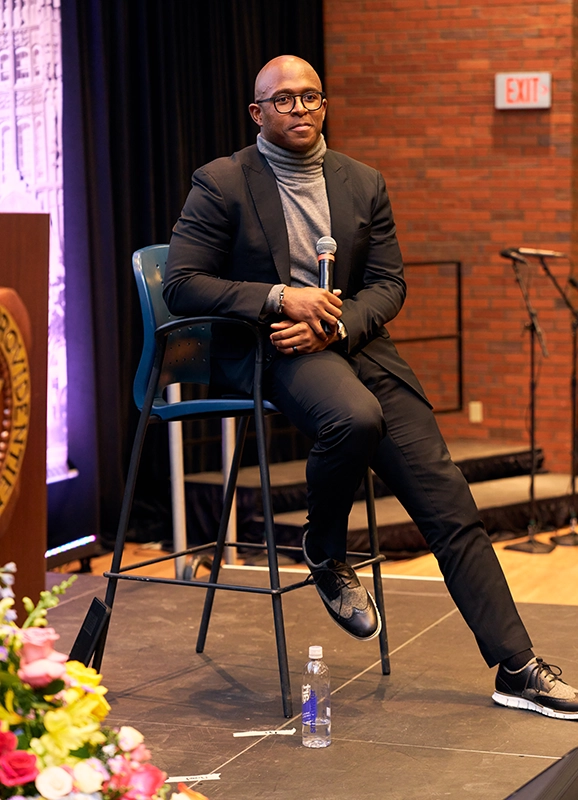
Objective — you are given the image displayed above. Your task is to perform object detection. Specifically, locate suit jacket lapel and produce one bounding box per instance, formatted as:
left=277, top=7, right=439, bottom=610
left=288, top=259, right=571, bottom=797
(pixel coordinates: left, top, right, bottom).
left=241, top=146, right=355, bottom=290
left=242, top=149, right=291, bottom=285
left=324, top=150, right=355, bottom=295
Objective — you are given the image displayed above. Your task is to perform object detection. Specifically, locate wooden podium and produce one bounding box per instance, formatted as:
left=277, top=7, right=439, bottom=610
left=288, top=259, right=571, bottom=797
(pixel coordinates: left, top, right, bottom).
left=0, top=213, right=49, bottom=610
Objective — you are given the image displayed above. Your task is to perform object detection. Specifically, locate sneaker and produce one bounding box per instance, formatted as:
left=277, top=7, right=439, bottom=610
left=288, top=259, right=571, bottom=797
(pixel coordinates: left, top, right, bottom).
left=303, top=531, right=381, bottom=641
left=492, top=657, right=578, bottom=720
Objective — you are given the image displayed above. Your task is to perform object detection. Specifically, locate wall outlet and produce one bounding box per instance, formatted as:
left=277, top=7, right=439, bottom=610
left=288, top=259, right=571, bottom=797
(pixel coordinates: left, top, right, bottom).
left=468, top=401, right=484, bottom=423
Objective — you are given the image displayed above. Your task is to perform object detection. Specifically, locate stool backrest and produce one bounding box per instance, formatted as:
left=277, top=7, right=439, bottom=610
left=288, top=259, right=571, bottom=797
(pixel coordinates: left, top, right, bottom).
left=132, top=245, right=211, bottom=409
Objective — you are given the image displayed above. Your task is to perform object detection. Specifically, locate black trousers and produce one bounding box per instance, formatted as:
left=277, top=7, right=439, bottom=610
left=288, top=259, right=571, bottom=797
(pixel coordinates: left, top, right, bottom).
left=264, top=348, right=532, bottom=667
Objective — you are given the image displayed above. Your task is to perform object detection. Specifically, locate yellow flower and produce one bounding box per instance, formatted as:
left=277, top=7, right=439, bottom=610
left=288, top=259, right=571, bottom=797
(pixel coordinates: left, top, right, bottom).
left=62, top=662, right=110, bottom=721
left=39, top=705, right=102, bottom=760
left=0, top=597, right=15, bottom=620
left=61, top=686, right=84, bottom=705
left=0, top=689, right=22, bottom=727
left=65, top=660, right=103, bottom=689
left=62, top=685, right=111, bottom=721
left=89, top=687, right=111, bottom=721
left=66, top=692, right=106, bottom=721
left=29, top=737, right=60, bottom=770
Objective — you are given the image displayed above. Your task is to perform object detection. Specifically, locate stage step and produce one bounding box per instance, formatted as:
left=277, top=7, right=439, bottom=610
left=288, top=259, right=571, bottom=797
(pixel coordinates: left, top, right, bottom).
left=185, top=440, right=543, bottom=513
left=182, top=439, right=554, bottom=556
left=265, top=473, right=573, bottom=559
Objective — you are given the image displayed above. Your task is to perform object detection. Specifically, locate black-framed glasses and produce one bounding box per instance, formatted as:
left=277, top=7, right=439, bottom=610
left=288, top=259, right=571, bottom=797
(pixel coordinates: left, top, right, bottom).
left=256, top=91, right=326, bottom=114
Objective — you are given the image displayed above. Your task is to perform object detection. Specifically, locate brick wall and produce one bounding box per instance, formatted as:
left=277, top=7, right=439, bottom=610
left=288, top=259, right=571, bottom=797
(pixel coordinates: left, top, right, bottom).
left=324, top=0, right=575, bottom=472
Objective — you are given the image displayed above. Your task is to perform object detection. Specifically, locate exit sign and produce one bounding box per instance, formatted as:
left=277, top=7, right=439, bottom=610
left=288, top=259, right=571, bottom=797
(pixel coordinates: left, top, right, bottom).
left=495, top=72, right=551, bottom=110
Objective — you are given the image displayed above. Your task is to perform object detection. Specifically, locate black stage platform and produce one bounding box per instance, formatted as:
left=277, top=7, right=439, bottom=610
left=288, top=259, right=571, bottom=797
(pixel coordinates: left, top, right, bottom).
left=50, top=569, right=578, bottom=800
left=183, top=441, right=577, bottom=558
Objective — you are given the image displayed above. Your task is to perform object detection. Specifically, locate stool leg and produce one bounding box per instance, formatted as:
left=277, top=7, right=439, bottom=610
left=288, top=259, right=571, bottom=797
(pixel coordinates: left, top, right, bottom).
left=364, top=469, right=390, bottom=675
left=90, top=345, right=167, bottom=672
left=92, top=406, right=153, bottom=671
left=255, top=403, right=292, bottom=718
left=196, top=416, right=249, bottom=653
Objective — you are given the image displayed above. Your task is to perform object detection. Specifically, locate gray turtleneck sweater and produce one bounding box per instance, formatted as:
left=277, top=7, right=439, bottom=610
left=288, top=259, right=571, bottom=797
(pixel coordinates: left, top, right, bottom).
left=257, top=133, right=332, bottom=313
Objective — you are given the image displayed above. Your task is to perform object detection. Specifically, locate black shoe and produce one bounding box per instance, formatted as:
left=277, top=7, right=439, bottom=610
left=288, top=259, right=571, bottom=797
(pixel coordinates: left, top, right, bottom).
left=492, top=657, right=578, bottom=720
left=303, top=531, right=381, bottom=641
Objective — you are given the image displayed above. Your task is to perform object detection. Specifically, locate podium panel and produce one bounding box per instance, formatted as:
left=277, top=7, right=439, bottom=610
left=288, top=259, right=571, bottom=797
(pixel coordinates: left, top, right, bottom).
left=0, top=213, right=49, bottom=609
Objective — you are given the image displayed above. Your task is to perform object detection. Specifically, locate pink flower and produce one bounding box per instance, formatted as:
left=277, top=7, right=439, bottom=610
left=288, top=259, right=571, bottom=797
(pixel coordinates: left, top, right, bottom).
left=20, top=628, right=68, bottom=670
left=107, top=755, right=130, bottom=776
left=17, top=628, right=68, bottom=688
left=127, top=764, right=167, bottom=800
left=130, top=744, right=152, bottom=764
left=0, top=749, right=39, bottom=786
left=0, top=731, right=17, bottom=756
left=105, top=762, right=166, bottom=800
left=18, top=657, right=67, bottom=689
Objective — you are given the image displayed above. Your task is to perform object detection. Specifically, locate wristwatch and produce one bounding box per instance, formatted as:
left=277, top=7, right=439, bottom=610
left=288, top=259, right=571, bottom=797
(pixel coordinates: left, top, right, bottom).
left=336, top=320, right=347, bottom=340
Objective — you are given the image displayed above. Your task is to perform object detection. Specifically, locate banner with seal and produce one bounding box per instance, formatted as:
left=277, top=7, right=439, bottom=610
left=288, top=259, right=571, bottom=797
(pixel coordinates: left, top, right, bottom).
left=0, top=289, right=31, bottom=533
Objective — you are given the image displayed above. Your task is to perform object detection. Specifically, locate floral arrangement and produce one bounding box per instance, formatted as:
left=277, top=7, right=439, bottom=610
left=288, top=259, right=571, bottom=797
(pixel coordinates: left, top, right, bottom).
left=0, top=563, right=208, bottom=800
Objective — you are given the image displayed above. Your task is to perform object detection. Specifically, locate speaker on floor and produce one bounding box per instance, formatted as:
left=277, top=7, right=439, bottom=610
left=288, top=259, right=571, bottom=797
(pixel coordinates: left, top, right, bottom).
left=505, top=748, right=578, bottom=799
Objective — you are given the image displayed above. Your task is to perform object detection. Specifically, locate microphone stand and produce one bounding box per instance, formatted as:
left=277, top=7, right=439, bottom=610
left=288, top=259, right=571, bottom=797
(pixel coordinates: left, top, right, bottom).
left=504, top=257, right=555, bottom=553
left=537, top=256, right=578, bottom=546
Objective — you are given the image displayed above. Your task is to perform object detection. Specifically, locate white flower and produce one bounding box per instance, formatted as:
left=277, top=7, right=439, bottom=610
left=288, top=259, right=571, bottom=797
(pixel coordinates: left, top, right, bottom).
left=117, top=726, right=144, bottom=752
left=36, top=765, right=74, bottom=799
left=1, top=561, right=16, bottom=573
left=73, top=761, right=104, bottom=794
left=85, top=757, right=109, bottom=781
left=101, top=743, right=116, bottom=757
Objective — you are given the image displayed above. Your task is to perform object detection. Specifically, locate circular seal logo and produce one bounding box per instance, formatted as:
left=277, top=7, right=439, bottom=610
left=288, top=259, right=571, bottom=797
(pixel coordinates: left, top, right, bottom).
left=0, top=304, right=30, bottom=518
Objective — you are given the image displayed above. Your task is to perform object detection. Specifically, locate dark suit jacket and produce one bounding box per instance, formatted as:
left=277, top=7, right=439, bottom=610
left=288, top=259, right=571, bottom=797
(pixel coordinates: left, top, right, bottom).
left=164, top=143, right=427, bottom=401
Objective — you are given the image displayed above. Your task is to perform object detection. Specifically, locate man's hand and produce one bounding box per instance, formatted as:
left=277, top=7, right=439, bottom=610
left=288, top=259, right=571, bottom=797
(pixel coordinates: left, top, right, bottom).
left=281, top=286, right=342, bottom=337
left=270, top=319, right=338, bottom=355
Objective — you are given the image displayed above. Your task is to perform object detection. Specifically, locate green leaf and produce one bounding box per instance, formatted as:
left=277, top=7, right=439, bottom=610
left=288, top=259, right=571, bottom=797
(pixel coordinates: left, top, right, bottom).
left=0, top=671, right=21, bottom=689
left=41, top=678, right=65, bottom=695
left=69, top=743, right=91, bottom=759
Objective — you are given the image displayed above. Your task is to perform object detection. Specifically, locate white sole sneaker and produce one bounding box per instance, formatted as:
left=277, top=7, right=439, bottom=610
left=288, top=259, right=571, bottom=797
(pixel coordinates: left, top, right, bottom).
left=492, top=690, right=578, bottom=720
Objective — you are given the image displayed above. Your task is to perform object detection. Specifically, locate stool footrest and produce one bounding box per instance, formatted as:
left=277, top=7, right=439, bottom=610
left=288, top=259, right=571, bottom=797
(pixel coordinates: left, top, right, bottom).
left=103, top=569, right=312, bottom=595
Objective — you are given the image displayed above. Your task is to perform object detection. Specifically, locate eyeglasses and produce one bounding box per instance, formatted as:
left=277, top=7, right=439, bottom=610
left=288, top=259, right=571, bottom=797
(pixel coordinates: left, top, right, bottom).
left=256, top=91, right=326, bottom=114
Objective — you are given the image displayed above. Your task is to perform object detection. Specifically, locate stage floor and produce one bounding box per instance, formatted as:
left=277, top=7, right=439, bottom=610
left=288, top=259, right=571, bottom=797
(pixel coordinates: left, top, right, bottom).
left=50, top=569, right=578, bottom=800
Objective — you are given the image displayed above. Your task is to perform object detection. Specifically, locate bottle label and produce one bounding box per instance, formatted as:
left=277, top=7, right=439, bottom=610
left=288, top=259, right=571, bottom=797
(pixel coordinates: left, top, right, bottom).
left=302, top=685, right=317, bottom=730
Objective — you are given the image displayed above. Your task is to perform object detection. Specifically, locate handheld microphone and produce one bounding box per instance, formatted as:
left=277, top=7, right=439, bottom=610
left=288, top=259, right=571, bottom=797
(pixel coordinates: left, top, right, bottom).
left=517, top=247, right=566, bottom=259
left=317, top=236, right=337, bottom=334
left=317, top=236, right=337, bottom=291
left=500, top=248, right=528, bottom=265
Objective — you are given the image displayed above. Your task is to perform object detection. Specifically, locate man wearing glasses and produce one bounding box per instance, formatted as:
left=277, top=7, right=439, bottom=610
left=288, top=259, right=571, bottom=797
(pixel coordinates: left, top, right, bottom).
left=165, top=55, right=578, bottom=720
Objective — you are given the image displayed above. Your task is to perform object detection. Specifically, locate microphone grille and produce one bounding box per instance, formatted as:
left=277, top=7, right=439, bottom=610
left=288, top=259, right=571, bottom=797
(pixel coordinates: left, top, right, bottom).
left=316, top=236, right=337, bottom=255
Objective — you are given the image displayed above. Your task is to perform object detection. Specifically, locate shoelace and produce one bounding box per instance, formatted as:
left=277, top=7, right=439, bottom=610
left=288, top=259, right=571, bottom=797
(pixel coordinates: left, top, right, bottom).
left=525, top=658, right=564, bottom=692
left=308, top=562, right=359, bottom=600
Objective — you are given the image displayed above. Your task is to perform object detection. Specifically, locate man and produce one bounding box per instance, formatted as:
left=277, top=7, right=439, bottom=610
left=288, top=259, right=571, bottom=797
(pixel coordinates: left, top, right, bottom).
left=164, top=55, right=578, bottom=720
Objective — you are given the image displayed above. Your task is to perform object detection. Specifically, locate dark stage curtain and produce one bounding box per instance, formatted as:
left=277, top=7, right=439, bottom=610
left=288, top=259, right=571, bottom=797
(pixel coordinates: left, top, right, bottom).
left=61, top=0, right=324, bottom=546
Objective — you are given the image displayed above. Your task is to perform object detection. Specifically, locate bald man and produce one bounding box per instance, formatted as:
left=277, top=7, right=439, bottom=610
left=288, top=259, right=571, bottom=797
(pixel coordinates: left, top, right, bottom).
left=165, top=56, right=578, bottom=720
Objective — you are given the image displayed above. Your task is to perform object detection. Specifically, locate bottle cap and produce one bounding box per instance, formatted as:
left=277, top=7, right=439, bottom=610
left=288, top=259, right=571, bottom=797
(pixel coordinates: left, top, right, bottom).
left=309, top=645, right=323, bottom=659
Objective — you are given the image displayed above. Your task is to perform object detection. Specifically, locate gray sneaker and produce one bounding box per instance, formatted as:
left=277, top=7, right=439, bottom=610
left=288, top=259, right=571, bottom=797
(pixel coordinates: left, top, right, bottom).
left=493, top=657, right=578, bottom=720
left=303, top=531, right=381, bottom=641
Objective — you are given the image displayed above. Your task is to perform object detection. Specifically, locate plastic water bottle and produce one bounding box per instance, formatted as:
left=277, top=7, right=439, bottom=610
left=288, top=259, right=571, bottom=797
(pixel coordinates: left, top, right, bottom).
left=302, top=645, right=331, bottom=748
